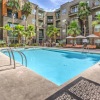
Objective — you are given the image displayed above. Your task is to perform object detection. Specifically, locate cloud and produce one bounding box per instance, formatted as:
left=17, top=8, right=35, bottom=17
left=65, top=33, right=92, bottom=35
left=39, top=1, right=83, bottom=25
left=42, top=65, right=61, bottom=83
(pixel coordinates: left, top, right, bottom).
left=50, top=0, right=73, bottom=5
left=29, top=0, right=73, bottom=11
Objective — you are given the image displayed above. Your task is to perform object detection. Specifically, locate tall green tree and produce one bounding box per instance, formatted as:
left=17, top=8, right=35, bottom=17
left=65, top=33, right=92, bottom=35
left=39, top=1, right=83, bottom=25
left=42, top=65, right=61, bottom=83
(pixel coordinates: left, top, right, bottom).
left=22, top=2, right=32, bottom=29
left=13, top=25, right=24, bottom=43
left=52, top=27, right=59, bottom=42
left=7, top=0, right=20, bottom=25
left=78, top=1, right=91, bottom=36
left=2, top=24, right=13, bottom=43
left=67, top=20, right=81, bottom=37
left=46, top=25, right=59, bottom=43
left=24, top=25, right=36, bottom=45
left=92, top=14, right=100, bottom=36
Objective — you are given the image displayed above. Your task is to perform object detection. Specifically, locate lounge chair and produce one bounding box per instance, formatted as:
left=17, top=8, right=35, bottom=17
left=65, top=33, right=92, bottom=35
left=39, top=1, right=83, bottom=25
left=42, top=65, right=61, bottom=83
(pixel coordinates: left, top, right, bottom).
left=65, top=44, right=73, bottom=48
left=86, top=45, right=96, bottom=49
left=74, top=44, right=83, bottom=48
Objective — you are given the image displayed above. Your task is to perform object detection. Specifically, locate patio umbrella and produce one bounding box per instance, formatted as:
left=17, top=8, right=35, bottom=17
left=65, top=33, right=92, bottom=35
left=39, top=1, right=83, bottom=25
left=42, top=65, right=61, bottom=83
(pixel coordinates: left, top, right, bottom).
left=86, top=34, right=99, bottom=44
left=75, top=35, right=86, bottom=39
left=66, top=36, right=74, bottom=39
left=86, top=34, right=99, bottom=38
left=66, top=36, right=75, bottom=44
left=75, top=35, right=86, bottom=44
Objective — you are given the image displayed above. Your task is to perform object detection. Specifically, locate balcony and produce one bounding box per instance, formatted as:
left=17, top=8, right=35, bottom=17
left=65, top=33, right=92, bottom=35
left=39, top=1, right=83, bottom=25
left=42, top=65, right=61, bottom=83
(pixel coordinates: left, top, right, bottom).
left=92, top=2, right=100, bottom=9
left=56, top=16, right=60, bottom=21
left=47, top=19, right=53, bottom=23
left=56, top=24, right=61, bottom=28
left=39, top=32, right=44, bottom=39
left=38, top=15, right=44, bottom=20
left=92, top=15, right=97, bottom=21
left=68, top=11, right=78, bottom=17
left=3, top=16, right=25, bottom=25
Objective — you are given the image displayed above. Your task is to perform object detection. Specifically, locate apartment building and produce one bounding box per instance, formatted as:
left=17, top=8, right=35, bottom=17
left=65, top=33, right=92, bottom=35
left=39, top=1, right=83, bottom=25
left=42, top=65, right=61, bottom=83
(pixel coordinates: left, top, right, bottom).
left=58, top=0, right=100, bottom=40
left=0, top=0, right=100, bottom=44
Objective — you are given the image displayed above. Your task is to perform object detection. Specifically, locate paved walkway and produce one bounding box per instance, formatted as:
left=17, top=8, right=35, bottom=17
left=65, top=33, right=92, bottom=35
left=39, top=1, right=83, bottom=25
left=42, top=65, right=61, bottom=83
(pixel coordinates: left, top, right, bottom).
left=0, top=47, right=100, bottom=100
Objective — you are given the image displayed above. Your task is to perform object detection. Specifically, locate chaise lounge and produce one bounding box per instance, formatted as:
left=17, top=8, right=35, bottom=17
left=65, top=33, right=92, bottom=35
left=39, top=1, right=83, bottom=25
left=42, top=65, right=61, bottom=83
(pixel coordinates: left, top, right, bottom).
left=86, top=45, right=96, bottom=49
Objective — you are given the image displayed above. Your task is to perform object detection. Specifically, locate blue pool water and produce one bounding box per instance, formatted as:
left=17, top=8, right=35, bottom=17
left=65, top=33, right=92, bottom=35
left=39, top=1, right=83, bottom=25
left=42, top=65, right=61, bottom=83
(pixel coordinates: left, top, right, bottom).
left=3, top=48, right=100, bottom=86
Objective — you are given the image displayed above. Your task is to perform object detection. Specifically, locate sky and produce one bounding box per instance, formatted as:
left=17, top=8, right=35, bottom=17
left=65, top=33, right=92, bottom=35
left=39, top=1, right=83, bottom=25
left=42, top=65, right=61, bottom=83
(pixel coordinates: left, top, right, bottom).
left=29, top=0, right=73, bottom=12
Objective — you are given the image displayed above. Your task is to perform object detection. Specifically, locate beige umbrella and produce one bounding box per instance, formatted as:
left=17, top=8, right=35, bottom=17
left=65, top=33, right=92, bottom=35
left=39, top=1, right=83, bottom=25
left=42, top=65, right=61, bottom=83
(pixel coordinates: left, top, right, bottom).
left=75, top=35, right=86, bottom=39
left=86, top=34, right=99, bottom=44
left=66, top=36, right=74, bottom=44
left=86, top=34, right=99, bottom=38
left=66, top=36, right=74, bottom=39
left=75, top=35, right=86, bottom=44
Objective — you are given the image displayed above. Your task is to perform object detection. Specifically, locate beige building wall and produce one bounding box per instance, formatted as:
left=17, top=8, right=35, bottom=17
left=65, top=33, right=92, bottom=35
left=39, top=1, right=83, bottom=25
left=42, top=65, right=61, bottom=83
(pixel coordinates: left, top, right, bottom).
left=1, top=0, right=100, bottom=43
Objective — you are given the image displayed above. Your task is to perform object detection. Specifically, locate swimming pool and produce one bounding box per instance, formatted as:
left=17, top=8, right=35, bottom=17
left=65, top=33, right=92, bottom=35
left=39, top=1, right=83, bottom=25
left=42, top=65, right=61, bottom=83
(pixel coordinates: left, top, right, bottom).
left=3, top=48, right=100, bottom=86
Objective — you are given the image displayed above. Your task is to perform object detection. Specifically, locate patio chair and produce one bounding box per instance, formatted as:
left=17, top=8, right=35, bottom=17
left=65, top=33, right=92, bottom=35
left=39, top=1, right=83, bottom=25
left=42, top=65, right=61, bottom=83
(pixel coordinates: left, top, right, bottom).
left=86, top=45, right=96, bottom=49
left=74, top=44, right=83, bottom=48
left=66, top=44, right=73, bottom=48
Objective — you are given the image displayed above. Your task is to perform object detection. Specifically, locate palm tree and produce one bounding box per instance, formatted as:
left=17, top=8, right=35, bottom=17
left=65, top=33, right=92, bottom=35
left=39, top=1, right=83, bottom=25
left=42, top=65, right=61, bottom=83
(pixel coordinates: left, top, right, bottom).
left=46, top=25, right=54, bottom=43
left=78, top=1, right=91, bottom=36
left=92, top=14, right=100, bottom=37
left=52, top=27, right=59, bottom=43
left=67, top=20, right=81, bottom=37
left=22, top=2, right=32, bottom=29
left=46, top=25, right=59, bottom=42
left=24, top=25, right=36, bottom=45
left=7, top=0, right=20, bottom=25
left=0, top=25, right=13, bottom=43
left=13, top=24, right=24, bottom=43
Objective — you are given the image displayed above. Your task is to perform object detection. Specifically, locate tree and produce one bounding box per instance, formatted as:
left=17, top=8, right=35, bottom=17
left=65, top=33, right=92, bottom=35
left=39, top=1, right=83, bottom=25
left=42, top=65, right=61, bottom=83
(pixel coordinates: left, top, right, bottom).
left=24, top=25, right=36, bottom=45
left=46, top=25, right=59, bottom=43
left=92, top=14, right=100, bottom=36
left=52, top=27, right=59, bottom=42
left=0, top=25, right=13, bottom=43
left=7, top=0, right=20, bottom=25
left=78, top=1, right=91, bottom=36
left=13, top=25, right=24, bottom=43
left=67, top=20, right=81, bottom=37
left=22, top=2, right=32, bottom=29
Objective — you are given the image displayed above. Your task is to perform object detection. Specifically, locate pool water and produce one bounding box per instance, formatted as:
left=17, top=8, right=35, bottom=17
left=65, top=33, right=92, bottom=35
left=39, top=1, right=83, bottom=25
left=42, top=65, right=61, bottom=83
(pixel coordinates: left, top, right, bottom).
left=4, top=48, right=100, bottom=86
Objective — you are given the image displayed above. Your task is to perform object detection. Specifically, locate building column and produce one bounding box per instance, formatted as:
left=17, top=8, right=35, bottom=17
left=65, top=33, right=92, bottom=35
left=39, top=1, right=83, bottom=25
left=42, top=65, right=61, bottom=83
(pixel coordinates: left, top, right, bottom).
left=88, top=15, right=93, bottom=34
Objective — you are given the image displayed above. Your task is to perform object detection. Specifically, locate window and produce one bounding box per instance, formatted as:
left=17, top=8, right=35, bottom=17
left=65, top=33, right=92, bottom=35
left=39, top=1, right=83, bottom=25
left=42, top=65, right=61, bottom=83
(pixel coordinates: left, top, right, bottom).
left=95, top=24, right=100, bottom=32
left=32, top=9, right=36, bottom=14
left=39, top=30, right=44, bottom=37
left=21, top=15, right=26, bottom=20
left=96, top=11, right=100, bottom=15
left=39, top=21, right=43, bottom=27
left=62, top=9, right=67, bottom=14
left=32, top=19, right=35, bottom=24
left=95, top=0, right=100, bottom=6
left=62, top=29, right=66, bottom=32
left=86, top=1, right=89, bottom=6
left=62, top=19, right=66, bottom=22
left=38, top=12, right=44, bottom=18
left=71, top=5, right=78, bottom=13
left=14, top=13, right=18, bottom=18
left=7, top=9, right=12, bottom=17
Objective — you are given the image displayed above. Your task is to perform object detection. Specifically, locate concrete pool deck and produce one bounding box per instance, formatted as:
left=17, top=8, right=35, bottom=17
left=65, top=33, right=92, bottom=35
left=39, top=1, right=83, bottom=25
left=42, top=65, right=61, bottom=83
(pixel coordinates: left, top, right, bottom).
left=0, top=47, right=100, bottom=100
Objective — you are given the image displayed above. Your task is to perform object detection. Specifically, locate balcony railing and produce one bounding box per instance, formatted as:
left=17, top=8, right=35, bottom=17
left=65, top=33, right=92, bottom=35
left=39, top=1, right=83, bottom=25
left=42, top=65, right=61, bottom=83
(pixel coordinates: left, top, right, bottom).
left=47, top=19, right=53, bottom=23
left=92, top=2, right=100, bottom=9
left=69, top=11, right=78, bottom=16
left=56, top=24, right=61, bottom=28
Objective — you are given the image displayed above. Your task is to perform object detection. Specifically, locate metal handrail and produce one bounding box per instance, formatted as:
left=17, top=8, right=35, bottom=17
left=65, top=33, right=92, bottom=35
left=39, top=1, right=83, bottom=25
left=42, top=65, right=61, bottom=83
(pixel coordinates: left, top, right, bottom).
left=12, top=50, right=27, bottom=67
left=1, top=49, right=12, bottom=65
left=18, top=51, right=27, bottom=67
left=12, top=50, right=24, bottom=65
left=9, top=47, right=16, bottom=69
left=0, top=47, right=27, bottom=70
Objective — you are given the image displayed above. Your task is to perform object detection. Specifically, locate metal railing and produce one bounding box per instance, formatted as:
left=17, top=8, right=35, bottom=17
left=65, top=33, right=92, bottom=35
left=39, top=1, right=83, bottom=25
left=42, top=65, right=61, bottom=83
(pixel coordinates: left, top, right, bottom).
left=13, top=50, right=27, bottom=67
left=0, top=47, right=27, bottom=70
